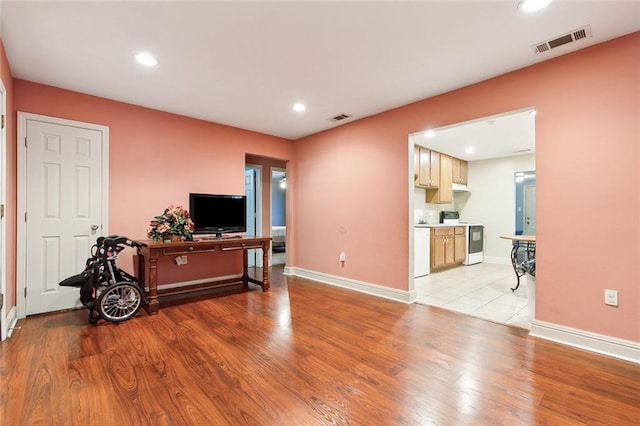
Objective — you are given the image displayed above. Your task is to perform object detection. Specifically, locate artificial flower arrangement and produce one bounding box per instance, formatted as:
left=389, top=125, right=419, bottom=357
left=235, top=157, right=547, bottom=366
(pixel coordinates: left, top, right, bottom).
left=147, top=205, right=195, bottom=242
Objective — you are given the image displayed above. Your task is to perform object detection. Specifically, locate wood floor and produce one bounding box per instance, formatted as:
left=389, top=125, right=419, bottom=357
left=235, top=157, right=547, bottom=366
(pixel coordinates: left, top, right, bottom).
left=1, top=266, right=639, bottom=425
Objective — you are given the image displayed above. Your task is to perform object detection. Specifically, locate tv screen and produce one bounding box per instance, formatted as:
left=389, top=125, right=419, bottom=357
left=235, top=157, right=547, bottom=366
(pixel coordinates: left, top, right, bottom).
left=189, top=193, right=247, bottom=237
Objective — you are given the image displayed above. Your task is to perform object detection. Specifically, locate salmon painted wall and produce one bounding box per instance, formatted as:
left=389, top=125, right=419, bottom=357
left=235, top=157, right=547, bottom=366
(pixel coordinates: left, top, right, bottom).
left=0, top=40, right=16, bottom=310
left=13, top=81, right=293, bottom=284
left=294, top=33, right=640, bottom=342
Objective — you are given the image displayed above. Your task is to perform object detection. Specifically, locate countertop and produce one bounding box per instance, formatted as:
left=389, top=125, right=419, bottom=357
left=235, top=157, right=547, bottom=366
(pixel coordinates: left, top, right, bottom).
left=500, top=235, right=536, bottom=242
left=415, top=223, right=483, bottom=228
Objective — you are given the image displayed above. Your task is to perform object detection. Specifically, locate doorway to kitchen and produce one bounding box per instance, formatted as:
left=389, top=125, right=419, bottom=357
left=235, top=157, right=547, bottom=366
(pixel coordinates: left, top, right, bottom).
left=409, top=107, right=536, bottom=329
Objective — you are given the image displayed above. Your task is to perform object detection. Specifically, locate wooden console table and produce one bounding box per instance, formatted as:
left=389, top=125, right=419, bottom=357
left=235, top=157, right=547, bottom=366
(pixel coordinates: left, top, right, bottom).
left=135, top=236, right=271, bottom=314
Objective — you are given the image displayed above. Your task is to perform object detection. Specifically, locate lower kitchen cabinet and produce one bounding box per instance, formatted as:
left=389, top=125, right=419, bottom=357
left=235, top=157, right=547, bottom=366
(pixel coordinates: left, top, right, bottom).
left=431, top=226, right=466, bottom=271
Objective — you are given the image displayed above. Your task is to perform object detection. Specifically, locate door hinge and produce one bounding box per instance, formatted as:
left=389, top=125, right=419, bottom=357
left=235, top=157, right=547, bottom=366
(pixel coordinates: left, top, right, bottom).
left=24, top=287, right=27, bottom=298
left=24, top=212, right=27, bottom=222
left=1, top=114, right=4, bottom=129
left=0, top=204, right=4, bottom=219
left=25, top=137, right=27, bottom=147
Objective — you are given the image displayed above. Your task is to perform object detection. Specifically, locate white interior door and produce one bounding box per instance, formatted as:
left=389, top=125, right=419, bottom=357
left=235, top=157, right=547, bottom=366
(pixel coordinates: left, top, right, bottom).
left=524, top=184, right=536, bottom=235
left=24, top=117, right=106, bottom=315
left=0, top=80, right=7, bottom=340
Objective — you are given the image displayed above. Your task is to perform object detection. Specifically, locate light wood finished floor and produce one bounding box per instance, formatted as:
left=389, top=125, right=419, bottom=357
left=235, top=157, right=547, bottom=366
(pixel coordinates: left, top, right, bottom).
left=1, top=266, right=639, bottom=425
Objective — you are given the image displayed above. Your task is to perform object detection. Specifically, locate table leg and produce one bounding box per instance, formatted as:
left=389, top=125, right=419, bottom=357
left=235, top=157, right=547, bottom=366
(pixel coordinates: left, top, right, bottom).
left=242, top=248, right=249, bottom=288
left=262, top=242, right=270, bottom=291
left=510, top=241, right=523, bottom=292
left=147, top=256, right=159, bottom=314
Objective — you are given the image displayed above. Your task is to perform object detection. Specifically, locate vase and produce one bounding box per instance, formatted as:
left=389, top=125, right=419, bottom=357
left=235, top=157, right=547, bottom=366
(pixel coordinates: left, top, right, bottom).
left=162, top=234, right=182, bottom=243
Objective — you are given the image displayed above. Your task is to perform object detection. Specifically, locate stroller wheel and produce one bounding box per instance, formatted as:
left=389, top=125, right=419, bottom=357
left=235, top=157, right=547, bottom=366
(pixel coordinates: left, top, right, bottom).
left=97, top=282, right=142, bottom=323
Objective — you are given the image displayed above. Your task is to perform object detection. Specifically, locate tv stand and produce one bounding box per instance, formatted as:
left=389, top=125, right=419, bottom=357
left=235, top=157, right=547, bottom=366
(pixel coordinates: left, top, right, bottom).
left=135, top=236, right=271, bottom=314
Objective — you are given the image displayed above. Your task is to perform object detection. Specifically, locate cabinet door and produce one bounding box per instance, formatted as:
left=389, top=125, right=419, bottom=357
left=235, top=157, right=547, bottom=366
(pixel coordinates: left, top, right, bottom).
left=452, top=157, right=469, bottom=185
left=418, top=147, right=431, bottom=187
left=414, top=146, right=421, bottom=187
left=444, top=236, right=455, bottom=265
left=431, top=235, right=446, bottom=270
left=459, top=160, right=468, bottom=185
left=429, top=150, right=440, bottom=187
left=438, top=154, right=453, bottom=203
left=454, top=227, right=466, bottom=263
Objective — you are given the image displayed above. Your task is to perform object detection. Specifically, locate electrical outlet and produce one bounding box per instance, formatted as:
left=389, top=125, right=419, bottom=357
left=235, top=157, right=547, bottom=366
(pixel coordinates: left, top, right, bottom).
left=339, top=252, right=346, bottom=262
left=604, top=289, right=618, bottom=306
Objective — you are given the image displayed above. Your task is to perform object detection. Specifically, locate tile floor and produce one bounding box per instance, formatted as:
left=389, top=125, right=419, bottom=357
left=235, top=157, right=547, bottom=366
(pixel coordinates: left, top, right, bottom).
left=414, top=262, right=532, bottom=329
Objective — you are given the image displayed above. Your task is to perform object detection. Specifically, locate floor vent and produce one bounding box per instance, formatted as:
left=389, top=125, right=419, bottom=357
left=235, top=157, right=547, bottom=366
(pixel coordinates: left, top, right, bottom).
left=328, top=113, right=353, bottom=122
left=531, top=25, right=592, bottom=54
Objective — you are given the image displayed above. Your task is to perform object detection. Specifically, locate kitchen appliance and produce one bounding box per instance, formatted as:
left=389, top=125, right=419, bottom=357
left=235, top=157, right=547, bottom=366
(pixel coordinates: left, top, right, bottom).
left=439, top=211, right=484, bottom=265
left=464, top=224, right=484, bottom=265
left=414, top=227, right=430, bottom=277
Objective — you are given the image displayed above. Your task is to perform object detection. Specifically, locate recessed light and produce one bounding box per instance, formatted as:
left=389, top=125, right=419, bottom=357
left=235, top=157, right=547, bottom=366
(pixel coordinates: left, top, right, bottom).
left=135, top=52, right=157, bottom=67
left=424, top=130, right=435, bottom=138
left=293, top=103, right=306, bottom=112
left=465, top=147, right=475, bottom=154
left=519, top=0, right=552, bottom=12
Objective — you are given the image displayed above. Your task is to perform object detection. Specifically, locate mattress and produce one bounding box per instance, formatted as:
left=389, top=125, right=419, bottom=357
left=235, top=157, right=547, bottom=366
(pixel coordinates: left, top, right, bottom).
left=272, top=226, right=286, bottom=244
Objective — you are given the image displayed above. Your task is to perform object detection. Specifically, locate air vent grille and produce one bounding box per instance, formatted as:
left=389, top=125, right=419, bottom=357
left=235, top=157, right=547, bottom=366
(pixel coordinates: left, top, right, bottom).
left=328, top=113, right=353, bottom=122
left=531, top=25, right=592, bottom=54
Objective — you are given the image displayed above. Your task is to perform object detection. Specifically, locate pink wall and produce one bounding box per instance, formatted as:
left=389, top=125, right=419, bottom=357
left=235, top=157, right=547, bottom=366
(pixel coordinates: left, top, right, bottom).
left=293, top=33, right=640, bottom=342
left=0, top=41, right=16, bottom=309
left=13, top=81, right=293, bottom=284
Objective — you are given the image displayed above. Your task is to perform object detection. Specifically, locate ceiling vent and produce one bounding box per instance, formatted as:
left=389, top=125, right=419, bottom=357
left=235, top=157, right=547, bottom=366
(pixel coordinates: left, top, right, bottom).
left=531, top=25, right=592, bottom=54
left=328, top=113, right=353, bottom=122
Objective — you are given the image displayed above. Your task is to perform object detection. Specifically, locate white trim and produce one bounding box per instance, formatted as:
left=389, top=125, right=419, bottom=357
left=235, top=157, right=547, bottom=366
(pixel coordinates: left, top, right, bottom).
left=0, top=79, right=6, bottom=341
left=17, top=112, right=109, bottom=319
left=530, top=320, right=640, bottom=364
left=286, top=266, right=416, bottom=304
left=6, top=306, right=17, bottom=339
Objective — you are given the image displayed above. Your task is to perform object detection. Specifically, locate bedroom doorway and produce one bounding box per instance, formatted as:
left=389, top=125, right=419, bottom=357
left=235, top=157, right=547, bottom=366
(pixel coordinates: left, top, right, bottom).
left=271, top=168, right=286, bottom=265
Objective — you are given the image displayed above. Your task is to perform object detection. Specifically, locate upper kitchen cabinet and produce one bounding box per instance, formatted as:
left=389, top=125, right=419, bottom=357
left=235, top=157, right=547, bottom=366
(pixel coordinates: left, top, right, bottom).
left=426, top=154, right=453, bottom=203
left=452, top=157, right=468, bottom=185
left=414, top=146, right=440, bottom=188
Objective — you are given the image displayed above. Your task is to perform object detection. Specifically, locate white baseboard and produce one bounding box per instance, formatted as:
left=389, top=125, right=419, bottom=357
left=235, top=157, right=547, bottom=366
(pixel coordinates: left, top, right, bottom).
left=483, top=256, right=512, bottom=265
left=6, top=306, right=18, bottom=339
left=530, top=320, right=640, bottom=364
left=285, top=267, right=415, bottom=303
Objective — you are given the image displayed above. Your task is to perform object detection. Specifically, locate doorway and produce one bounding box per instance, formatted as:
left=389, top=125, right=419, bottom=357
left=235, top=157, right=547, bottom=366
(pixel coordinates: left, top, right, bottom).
left=515, top=171, right=536, bottom=235
left=245, top=165, right=262, bottom=267
left=271, top=168, right=286, bottom=265
left=17, top=113, right=109, bottom=317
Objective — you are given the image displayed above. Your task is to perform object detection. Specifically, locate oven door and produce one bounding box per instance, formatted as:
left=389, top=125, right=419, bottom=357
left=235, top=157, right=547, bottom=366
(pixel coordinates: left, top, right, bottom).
left=468, top=225, right=484, bottom=254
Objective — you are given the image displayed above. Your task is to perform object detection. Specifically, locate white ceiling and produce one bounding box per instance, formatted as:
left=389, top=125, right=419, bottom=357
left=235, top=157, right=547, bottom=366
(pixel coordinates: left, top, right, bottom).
left=410, top=107, right=536, bottom=161
left=1, top=1, right=639, bottom=140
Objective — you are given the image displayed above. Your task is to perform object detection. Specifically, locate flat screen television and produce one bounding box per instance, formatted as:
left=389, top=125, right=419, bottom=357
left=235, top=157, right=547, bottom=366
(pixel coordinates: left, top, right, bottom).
left=189, top=193, right=246, bottom=237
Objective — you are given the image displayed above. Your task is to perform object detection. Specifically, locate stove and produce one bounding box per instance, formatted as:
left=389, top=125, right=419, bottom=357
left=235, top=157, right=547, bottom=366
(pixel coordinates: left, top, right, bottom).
left=439, top=211, right=484, bottom=265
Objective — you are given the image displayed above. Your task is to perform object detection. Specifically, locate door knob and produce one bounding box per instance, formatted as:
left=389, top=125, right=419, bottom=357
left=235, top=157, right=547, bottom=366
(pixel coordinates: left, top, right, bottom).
left=90, top=224, right=99, bottom=231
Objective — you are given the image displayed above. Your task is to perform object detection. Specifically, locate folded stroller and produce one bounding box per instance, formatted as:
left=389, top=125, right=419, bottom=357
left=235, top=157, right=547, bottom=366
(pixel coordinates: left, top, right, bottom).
left=59, top=235, right=144, bottom=324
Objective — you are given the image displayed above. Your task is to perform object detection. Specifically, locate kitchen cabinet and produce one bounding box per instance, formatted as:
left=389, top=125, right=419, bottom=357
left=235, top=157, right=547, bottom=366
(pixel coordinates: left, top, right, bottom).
left=431, top=226, right=466, bottom=271
left=426, top=154, right=453, bottom=203
left=452, top=157, right=468, bottom=185
left=414, top=146, right=440, bottom=188
left=454, top=226, right=466, bottom=263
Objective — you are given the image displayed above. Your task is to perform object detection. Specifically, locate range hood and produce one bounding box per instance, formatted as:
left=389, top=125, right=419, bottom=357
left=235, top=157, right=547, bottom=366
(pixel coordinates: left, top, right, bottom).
left=452, top=183, right=470, bottom=192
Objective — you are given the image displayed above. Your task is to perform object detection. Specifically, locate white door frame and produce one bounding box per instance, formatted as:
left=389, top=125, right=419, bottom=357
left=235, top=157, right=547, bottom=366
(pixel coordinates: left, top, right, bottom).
left=17, top=112, right=109, bottom=319
left=245, top=163, right=263, bottom=267
left=0, top=79, right=8, bottom=340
